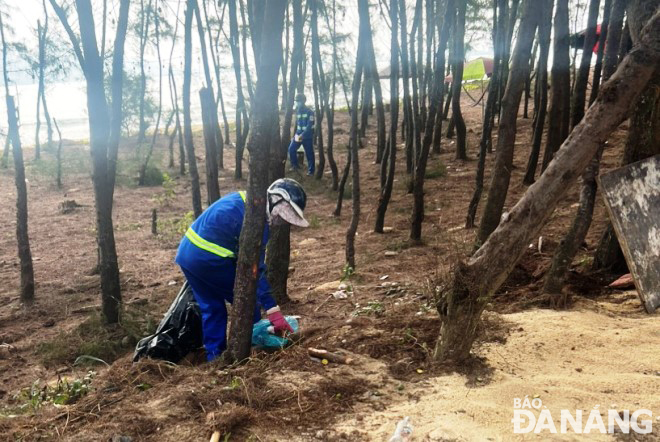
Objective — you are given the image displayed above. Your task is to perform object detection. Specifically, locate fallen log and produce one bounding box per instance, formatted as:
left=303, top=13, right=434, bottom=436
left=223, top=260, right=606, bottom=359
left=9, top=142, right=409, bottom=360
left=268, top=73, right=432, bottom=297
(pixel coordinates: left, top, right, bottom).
left=307, top=347, right=354, bottom=365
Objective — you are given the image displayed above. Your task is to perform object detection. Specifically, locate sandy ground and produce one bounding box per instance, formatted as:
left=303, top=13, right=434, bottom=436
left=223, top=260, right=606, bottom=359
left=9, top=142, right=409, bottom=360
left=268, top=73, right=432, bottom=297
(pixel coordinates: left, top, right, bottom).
left=335, top=294, right=660, bottom=441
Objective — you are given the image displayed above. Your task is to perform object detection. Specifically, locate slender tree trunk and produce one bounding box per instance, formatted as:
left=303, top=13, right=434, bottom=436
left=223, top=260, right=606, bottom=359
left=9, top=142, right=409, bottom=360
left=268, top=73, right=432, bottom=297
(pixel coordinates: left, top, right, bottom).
left=183, top=0, right=203, bottom=217
left=523, top=39, right=537, bottom=119
left=50, top=0, right=131, bottom=323
left=364, top=6, right=386, bottom=167
left=41, top=0, right=53, bottom=152
left=523, top=0, right=553, bottom=184
left=589, top=0, right=613, bottom=105
left=35, top=21, right=45, bottom=160
left=346, top=0, right=367, bottom=269
left=323, top=0, right=339, bottom=189
left=452, top=0, right=467, bottom=160
left=54, top=118, right=63, bottom=188
left=226, top=0, right=286, bottom=364
left=265, top=0, right=303, bottom=305
left=476, top=0, right=541, bottom=246
left=399, top=0, right=413, bottom=175
left=200, top=87, right=221, bottom=203
left=571, top=0, right=601, bottom=129
left=410, top=0, right=454, bottom=240
left=498, top=0, right=520, bottom=116
left=374, top=0, right=399, bottom=233
left=541, top=0, right=571, bottom=171
left=409, top=0, right=423, bottom=177
left=1, top=14, right=10, bottom=168
left=137, top=0, right=153, bottom=143
left=7, top=95, right=35, bottom=303
left=139, top=6, right=163, bottom=187
left=466, top=0, right=505, bottom=228
left=311, top=0, right=326, bottom=179
left=333, top=149, right=351, bottom=217
left=435, top=10, right=660, bottom=362
left=239, top=0, right=255, bottom=104
left=229, top=0, right=246, bottom=180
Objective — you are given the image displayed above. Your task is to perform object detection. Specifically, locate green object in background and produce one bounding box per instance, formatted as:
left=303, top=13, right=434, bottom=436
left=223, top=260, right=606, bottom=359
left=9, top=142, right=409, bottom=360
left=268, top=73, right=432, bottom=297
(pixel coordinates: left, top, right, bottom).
left=462, top=57, right=494, bottom=82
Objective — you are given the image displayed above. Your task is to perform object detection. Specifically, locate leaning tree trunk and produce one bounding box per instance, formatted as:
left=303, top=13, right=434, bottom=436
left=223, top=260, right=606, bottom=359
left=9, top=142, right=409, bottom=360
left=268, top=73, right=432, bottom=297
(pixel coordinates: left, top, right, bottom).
left=183, top=0, right=203, bottom=217
left=466, top=0, right=505, bottom=228
left=324, top=0, right=340, bottom=188
left=522, top=0, right=553, bottom=184
left=7, top=96, right=35, bottom=303
left=226, top=0, right=286, bottom=364
left=451, top=0, right=467, bottom=161
left=265, top=0, right=303, bottom=305
left=373, top=0, right=399, bottom=233
left=476, top=0, right=541, bottom=246
left=541, top=0, right=571, bottom=171
left=434, top=10, right=660, bottom=362
left=311, top=0, right=326, bottom=180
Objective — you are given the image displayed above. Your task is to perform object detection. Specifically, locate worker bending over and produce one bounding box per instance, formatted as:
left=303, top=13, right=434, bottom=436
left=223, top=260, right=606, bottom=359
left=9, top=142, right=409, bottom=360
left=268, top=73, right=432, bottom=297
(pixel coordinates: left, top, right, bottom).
left=175, top=179, right=309, bottom=360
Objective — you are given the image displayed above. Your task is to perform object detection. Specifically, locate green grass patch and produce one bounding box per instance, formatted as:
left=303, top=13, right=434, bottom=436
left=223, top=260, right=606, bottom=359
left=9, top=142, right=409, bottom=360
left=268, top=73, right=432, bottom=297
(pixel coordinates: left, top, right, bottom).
left=425, top=161, right=447, bottom=179
left=36, top=309, right=155, bottom=368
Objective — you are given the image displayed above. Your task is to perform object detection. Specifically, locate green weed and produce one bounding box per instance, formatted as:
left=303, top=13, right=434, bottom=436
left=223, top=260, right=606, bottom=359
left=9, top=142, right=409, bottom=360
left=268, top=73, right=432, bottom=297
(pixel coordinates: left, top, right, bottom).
left=425, top=161, right=447, bottom=179
left=8, top=371, right=96, bottom=414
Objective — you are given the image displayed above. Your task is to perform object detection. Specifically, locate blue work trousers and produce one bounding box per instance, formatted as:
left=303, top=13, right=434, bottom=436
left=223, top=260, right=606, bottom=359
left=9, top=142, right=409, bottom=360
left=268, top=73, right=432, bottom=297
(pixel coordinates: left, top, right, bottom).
left=180, top=259, right=261, bottom=361
left=288, top=137, right=315, bottom=175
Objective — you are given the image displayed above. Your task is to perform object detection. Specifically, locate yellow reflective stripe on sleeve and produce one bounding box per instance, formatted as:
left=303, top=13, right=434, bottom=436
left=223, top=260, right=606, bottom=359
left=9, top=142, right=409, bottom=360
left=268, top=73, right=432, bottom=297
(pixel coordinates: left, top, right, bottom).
left=185, top=227, right=236, bottom=258
left=239, top=191, right=246, bottom=202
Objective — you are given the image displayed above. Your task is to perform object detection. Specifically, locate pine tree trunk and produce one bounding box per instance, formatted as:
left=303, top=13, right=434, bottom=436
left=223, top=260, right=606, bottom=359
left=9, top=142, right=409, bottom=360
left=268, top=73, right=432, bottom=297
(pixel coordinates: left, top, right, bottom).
left=226, top=0, right=286, bottom=363
left=374, top=0, right=400, bottom=233
left=452, top=0, right=467, bottom=161
left=7, top=96, right=35, bottom=303
left=541, top=0, right=571, bottom=171
left=199, top=87, right=221, bottom=203
left=311, top=0, right=326, bottom=179
left=477, top=0, right=541, bottom=246
left=523, top=0, right=553, bottom=184
left=409, top=0, right=454, bottom=240
left=183, top=0, right=203, bottom=217
left=570, top=0, right=601, bottom=129
left=137, top=0, right=153, bottom=143
left=435, top=10, right=660, bottom=362
left=466, top=0, right=505, bottom=228
left=589, top=0, right=612, bottom=105
left=54, top=118, right=63, bottom=188
left=346, top=0, right=367, bottom=269
left=229, top=0, right=246, bottom=180
left=399, top=0, right=413, bottom=175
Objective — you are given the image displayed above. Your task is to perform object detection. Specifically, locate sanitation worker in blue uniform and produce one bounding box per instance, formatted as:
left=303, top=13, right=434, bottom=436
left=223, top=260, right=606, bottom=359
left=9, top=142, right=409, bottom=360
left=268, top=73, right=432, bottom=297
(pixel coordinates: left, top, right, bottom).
left=288, top=93, right=315, bottom=175
left=175, top=179, right=309, bottom=361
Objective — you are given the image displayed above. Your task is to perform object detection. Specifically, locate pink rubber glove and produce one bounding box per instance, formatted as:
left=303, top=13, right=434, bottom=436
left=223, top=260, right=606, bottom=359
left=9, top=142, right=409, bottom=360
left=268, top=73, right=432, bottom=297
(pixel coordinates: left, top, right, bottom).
left=267, top=308, right=294, bottom=335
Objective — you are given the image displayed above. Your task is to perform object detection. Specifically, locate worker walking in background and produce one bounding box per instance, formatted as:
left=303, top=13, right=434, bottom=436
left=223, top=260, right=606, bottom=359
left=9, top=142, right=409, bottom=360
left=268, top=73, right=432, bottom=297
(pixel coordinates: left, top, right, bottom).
left=288, top=93, right=315, bottom=175
left=175, top=179, right=309, bottom=361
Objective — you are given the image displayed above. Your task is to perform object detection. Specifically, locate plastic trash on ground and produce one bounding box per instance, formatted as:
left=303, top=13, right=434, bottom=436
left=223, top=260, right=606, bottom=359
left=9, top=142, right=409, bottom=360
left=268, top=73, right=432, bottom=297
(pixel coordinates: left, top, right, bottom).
left=133, top=281, right=203, bottom=363
left=251, top=316, right=299, bottom=349
left=389, top=416, right=413, bottom=442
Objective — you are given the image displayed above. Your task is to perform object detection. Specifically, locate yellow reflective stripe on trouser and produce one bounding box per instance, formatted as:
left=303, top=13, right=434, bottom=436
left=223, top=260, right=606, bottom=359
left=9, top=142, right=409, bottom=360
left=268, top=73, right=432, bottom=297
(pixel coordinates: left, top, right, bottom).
left=184, top=191, right=247, bottom=258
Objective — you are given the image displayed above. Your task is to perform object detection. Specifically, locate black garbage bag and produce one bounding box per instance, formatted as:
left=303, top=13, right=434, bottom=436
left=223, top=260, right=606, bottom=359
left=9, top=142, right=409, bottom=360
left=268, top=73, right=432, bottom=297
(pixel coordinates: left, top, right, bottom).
left=133, top=280, right=204, bottom=363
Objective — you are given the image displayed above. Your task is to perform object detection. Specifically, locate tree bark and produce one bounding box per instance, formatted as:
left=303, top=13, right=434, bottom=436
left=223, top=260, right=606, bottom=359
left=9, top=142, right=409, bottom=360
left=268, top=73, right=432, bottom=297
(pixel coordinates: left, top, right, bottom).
left=50, top=0, right=131, bottom=323
left=477, top=0, right=540, bottom=246
left=265, top=0, right=303, bottom=304
left=435, top=10, right=660, bottom=362
left=374, top=0, right=400, bottom=233
left=54, top=118, right=63, bottom=188
left=311, top=0, right=326, bottom=179
left=7, top=95, right=35, bottom=303
left=137, top=0, right=153, bottom=143
left=183, top=0, right=203, bottom=217
left=410, top=0, right=454, bottom=240
left=229, top=0, right=247, bottom=180
left=226, top=0, right=286, bottom=364
left=589, top=0, right=613, bottom=105
left=523, top=0, right=553, bottom=184
left=466, top=0, right=506, bottom=228
left=398, top=0, right=413, bottom=175
left=570, top=0, right=601, bottom=129
left=541, top=0, right=571, bottom=171
left=1, top=13, right=10, bottom=168
left=323, top=0, right=340, bottom=188
left=451, top=0, right=467, bottom=161
left=199, top=87, right=221, bottom=203
left=346, top=0, right=367, bottom=269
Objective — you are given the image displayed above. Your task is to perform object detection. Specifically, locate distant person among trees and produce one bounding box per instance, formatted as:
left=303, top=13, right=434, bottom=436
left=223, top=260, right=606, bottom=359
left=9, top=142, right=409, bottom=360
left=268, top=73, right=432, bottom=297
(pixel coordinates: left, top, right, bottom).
left=288, top=93, right=315, bottom=175
left=175, top=179, right=309, bottom=361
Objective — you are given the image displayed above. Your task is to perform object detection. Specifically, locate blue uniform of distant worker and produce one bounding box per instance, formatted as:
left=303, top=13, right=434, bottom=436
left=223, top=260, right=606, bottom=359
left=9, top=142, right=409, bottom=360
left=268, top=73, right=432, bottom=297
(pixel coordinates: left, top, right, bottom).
left=175, top=180, right=310, bottom=361
left=288, top=93, right=315, bottom=175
